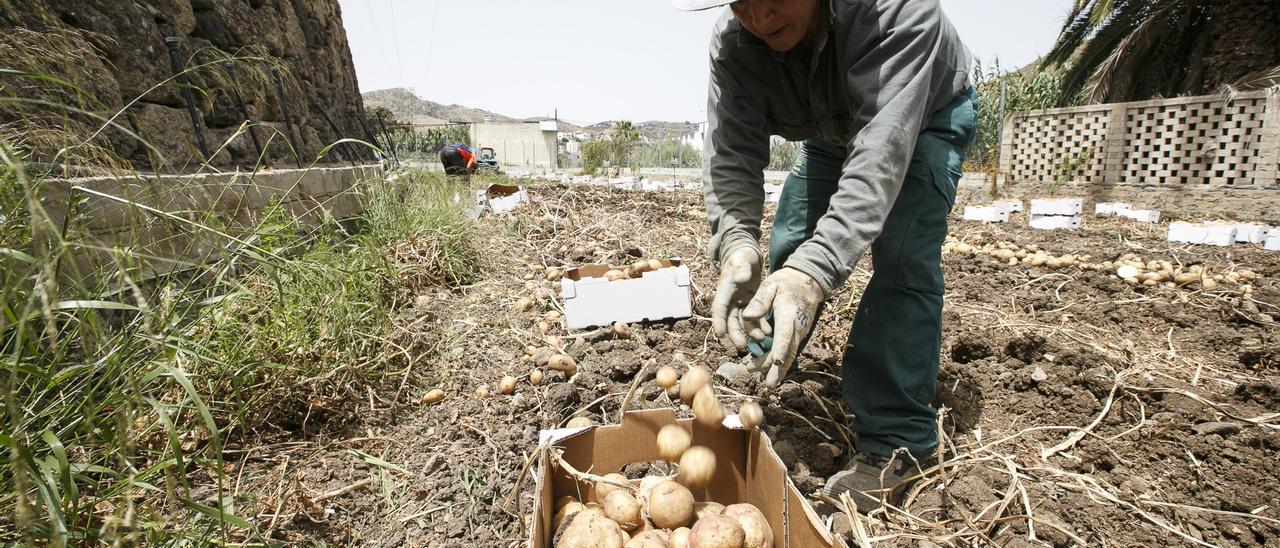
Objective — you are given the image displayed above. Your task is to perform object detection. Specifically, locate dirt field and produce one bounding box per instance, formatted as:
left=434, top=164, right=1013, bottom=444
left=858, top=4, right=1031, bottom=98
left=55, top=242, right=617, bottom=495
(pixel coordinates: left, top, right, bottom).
left=217, top=182, right=1280, bottom=547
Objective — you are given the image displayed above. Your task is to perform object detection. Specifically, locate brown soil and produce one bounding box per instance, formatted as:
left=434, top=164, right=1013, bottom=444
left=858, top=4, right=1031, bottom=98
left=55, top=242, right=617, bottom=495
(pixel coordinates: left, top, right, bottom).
left=214, top=183, right=1280, bottom=547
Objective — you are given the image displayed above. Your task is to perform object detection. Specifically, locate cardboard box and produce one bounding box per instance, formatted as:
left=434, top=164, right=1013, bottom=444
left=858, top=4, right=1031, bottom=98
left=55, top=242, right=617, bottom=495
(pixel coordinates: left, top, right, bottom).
left=962, top=205, right=1010, bottom=223
left=478, top=184, right=528, bottom=214
left=1118, top=209, right=1162, bottom=223
left=1029, top=198, right=1084, bottom=216
left=1168, top=222, right=1237, bottom=247
left=993, top=199, right=1023, bottom=214
left=1234, top=223, right=1272, bottom=244
left=1095, top=202, right=1132, bottom=216
left=561, top=259, right=693, bottom=329
left=764, top=183, right=784, bottom=203
left=1264, top=230, right=1280, bottom=251
left=530, top=408, right=837, bottom=547
left=1029, top=215, right=1082, bottom=230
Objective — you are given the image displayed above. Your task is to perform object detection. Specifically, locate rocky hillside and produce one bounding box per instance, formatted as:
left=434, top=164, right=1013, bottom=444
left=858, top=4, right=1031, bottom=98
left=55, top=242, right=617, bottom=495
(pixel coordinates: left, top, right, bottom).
left=0, top=0, right=371, bottom=172
left=362, top=88, right=517, bottom=125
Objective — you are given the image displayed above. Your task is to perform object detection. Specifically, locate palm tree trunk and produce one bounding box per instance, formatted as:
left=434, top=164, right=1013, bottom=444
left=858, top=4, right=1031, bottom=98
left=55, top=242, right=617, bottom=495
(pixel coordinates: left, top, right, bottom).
left=1201, top=0, right=1280, bottom=92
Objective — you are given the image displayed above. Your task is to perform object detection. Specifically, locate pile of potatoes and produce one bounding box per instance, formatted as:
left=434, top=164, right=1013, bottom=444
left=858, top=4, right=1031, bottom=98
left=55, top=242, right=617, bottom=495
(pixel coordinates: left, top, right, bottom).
left=553, top=366, right=770, bottom=548
left=601, top=259, right=669, bottom=282
left=942, top=237, right=1263, bottom=290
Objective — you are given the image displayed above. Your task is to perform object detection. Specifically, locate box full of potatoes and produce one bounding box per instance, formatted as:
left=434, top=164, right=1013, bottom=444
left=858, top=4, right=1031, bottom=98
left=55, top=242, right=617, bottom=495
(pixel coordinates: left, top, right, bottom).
left=531, top=367, right=836, bottom=547
left=561, top=259, right=693, bottom=330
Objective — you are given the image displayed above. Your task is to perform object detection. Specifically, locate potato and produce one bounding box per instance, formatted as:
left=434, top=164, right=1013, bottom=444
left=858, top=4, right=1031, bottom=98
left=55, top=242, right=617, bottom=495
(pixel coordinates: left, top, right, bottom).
left=723, top=504, right=772, bottom=548
left=524, top=345, right=538, bottom=356
left=637, top=475, right=666, bottom=505
left=613, top=321, right=632, bottom=339
left=694, top=502, right=725, bottom=520
left=678, top=446, right=716, bottom=488
left=546, top=335, right=564, bottom=348
left=605, top=269, right=628, bottom=282
left=556, top=508, right=627, bottom=548
left=670, top=527, right=692, bottom=548
left=554, top=501, right=585, bottom=531
left=595, top=473, right=630, bottom=504
left=655, top=366, right=678, bottom=389
left=647, top=480, right=694, bottom=529
left=689, top=514, right=745, bottom=548
left=693, top=386, right=725, bottom=428
left=530, top=369, right=545, bottom=386
left=475, top=386, right=491, bottom=398
left=679, top=366, right=710, bottom=404
left=555, top=495, right=579, bottom=511
left=625, top=530, right=669, bottom=548
left=738, top=402, right=764, bottom=429
left=423, top=389, right=445, bottom=405
left=567, top=416, right=594, bottom=429
left=647, top=259, right=663, bottom=272
left=546, top=267, right=564, bottom=281
left=516, top=297, right=536, bottom=311
left=604, top=490, right=644, bottom=532
left=498, top=375, right=517, bottom=395
left=549, top=355, right=578, bottom=376
left=657, top=424, right=692, bottom=462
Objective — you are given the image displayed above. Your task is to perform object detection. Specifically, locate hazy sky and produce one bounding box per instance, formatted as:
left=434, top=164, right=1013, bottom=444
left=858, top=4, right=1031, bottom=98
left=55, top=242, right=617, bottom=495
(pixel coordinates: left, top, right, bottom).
left=337, top=1, right=1075, bottom=126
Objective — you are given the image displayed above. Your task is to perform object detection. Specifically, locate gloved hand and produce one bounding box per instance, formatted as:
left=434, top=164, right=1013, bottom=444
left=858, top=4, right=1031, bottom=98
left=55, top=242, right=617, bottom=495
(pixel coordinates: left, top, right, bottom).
left=742, top=267, right=825, bottom=388
left=710, top=246, right=763, bottom=352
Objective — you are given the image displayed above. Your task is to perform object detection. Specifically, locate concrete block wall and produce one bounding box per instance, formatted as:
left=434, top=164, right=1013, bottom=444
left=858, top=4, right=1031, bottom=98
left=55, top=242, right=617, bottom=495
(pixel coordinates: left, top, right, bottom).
left=41, top=164, right=380, bottom=281
left=1000, top=89, right=1280, bottom=190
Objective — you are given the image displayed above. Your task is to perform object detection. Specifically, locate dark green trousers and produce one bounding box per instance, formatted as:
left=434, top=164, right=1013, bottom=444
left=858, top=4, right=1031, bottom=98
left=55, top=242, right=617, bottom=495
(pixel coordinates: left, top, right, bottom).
left=752, top=89, right=977, bottom=459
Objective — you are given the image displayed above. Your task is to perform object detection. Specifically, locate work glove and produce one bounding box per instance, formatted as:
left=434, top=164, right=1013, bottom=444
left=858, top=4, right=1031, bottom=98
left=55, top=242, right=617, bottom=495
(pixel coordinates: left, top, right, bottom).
left=741, top=267, right=825, bottom=388
left=710, top=246, right=763, bottom=353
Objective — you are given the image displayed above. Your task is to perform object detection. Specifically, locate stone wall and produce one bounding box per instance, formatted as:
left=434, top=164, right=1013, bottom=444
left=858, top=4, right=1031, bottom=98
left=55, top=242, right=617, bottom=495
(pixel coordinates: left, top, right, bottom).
left=0, top=0, right=374, bottom=172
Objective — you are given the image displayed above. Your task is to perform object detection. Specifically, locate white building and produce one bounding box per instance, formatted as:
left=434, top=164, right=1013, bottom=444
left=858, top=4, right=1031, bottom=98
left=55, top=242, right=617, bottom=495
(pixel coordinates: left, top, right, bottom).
left=680, top=121, right=708, bottom=152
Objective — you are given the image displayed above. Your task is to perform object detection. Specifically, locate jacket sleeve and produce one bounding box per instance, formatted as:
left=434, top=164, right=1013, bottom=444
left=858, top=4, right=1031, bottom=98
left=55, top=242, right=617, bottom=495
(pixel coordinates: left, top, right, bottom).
left=782, top=0, right=957, bottom=296
left=703, top=33, right=772, bottom=264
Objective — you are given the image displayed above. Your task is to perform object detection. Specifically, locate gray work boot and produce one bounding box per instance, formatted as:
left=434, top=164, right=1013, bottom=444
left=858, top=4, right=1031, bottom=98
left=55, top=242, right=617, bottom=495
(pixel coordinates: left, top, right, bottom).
left=821, top=452, right=921, bottom=514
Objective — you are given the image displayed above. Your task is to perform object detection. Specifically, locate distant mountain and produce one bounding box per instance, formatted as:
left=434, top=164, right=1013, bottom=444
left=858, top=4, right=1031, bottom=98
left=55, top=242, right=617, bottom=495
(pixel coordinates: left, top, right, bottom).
left=361, top=88, right=697, bottom=139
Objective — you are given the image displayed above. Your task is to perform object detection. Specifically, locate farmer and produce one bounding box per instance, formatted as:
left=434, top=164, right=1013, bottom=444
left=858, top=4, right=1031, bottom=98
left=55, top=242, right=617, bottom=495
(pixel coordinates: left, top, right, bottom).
left=439, top=143, right=477, bottom=180
left=676, top=0, right=977, bottom=512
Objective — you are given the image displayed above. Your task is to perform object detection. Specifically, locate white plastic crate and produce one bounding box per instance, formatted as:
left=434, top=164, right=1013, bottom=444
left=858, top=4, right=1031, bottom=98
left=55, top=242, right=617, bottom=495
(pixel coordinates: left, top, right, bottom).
left=1119, top=209, right=1162, bottom=223
left=561, top=259, right=693, bottom=329
left=1168, top=222, right=1237, bottom=247
left=1234, top=224, right=1272, bottom=244
left=1030, top=198, right=1084, bottom=216
left=1029, top=215, right=1082, bottom=230
left=1095, top=202, right=1132, bottom=216
left=993, top=200, right=1023, bottom=214
left=962, top=205, right=1010, bottom=223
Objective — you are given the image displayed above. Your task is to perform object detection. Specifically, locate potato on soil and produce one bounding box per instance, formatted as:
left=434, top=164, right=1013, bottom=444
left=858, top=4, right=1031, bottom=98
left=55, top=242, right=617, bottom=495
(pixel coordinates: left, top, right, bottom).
left=689, top=514, right=745, bottom=548
left=678, top=446, right=716, bottom=488
left=555, top=508, right=627, bottom=548
left=530, top=369, right=545, bottom=386
left=423, top=389, right=445, bottom=405
left=549, top=354, right=578, bottom=376
left=594, top=473, right=630, bottom=503
left=670, top=527, right=692, bottom=548
left=657, top=423, right=692, bottom=462
left=723, top=504, right=772, bottom=548
left=625, top=530, right=669, bottom=548
left=604, top=490, right=644, bottom=532
left=679, top=366, right=711, bottom=404
left=655, top=366, right=678, bottom=389
left=613, top=321, right=632, bottom=339
left=647, top=480, right=694, bottom=529
left=694, top=502, right=725, bottom=520
left=737, top=402, right=764, bottom=429
left=498, top=375, right=517, bottom=395
left=567, top=416, right=594, bottom=428
left=693, top=386, right=725, bottom=428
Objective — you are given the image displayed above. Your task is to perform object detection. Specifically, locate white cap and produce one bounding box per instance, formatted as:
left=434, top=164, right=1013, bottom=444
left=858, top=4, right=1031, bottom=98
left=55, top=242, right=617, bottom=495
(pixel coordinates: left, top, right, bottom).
left=672, top=0, right=734, bottom=11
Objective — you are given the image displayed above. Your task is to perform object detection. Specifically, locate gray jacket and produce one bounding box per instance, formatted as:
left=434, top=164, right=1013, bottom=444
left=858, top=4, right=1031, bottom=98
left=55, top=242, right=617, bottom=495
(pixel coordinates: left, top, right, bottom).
left=703, top=0, right=972, bottom=296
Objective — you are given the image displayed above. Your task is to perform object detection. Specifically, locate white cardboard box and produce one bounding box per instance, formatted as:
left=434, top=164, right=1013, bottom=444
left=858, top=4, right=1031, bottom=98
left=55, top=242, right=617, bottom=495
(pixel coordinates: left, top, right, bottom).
left=561, top=259, right=693, bottom=329
left=763, top=182, right=784, bottom=203
left=477, top=184, right=528, bottom=214
left=1264, top=231, right=1280, bottom=251
left=1030, top=198, right=1084, bottom=216
left=1095, top=202, right=1132, bottom=216
left=1030, top=215, right=1082, bottom=230
left=1168, top=222, right=1237, bottom=247
left=1119, top=209, right=1162, bottom=223
left=993, top=200, right=1023, bottom=214
left=962, top=205, right=1010, bottom=223
left=1235, top=223, right=1272, bottom=244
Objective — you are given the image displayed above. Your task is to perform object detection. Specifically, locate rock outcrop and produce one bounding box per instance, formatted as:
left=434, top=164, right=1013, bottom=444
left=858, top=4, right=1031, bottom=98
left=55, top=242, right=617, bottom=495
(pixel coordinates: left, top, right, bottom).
left=0, top=0, right=373, bottom=172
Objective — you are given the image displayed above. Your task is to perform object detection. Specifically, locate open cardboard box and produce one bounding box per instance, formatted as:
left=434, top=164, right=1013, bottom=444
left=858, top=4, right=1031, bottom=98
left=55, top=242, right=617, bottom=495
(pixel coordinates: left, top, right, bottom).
left=560, top=259, right=692, bottom=330
left=530, top=408, right=837, bottom=547
left=476, top=183, right=528, bottom=214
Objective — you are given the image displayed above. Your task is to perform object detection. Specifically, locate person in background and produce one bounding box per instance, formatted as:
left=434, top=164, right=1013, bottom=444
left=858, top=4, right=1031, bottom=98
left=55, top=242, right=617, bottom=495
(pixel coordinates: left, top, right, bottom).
left=675, top=0, right=977, bottom=513
left=439, top=143, right=477, bottom=180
